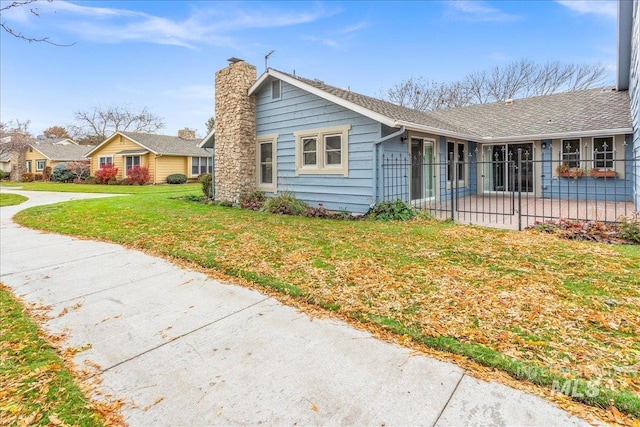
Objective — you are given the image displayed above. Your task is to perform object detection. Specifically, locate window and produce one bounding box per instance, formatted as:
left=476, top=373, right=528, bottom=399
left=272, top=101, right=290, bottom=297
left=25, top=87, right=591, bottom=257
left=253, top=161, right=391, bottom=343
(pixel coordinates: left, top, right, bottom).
left=593, top=136, right=614, bottom=170
left=256, top=134, right=278, bottom=192
left=271, top=80, right=281, bottom=99
left=294, top=125, right=350, bottom=176
left=561, top=139, right=581, bottom=168
left=447, top=141, right=466, bottom=183
left=36, top=159, right=46, bottom=171
left=124, top=156, right=140, bottom=173
left=25, top=160, right=32, bottom=173
left=191, top=156, right=212, bottom=176
left=99, top=156, right=113, bottom=169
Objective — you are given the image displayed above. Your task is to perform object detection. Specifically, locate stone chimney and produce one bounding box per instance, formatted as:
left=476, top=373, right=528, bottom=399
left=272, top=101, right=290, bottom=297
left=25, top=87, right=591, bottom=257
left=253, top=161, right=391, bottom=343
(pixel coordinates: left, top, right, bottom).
left=178, top=128, right=196, bottom=140
left=214, top=58, right=257, bottom=203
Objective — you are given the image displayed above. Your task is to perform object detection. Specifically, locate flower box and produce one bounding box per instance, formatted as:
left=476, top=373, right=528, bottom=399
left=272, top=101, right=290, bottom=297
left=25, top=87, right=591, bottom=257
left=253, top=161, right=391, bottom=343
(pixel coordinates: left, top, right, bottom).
left=558, top=170, right=584, bottom=178
left=589, top=169, right=616, bottom=179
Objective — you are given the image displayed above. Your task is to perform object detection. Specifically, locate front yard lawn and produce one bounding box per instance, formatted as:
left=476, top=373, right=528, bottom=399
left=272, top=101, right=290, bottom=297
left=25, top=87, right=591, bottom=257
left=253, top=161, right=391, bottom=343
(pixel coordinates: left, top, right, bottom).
left=0, top=181, right=200, bottom=195
left=13, top=193, right=640, bottom=421
left=0, top=193, right=28, bottom=207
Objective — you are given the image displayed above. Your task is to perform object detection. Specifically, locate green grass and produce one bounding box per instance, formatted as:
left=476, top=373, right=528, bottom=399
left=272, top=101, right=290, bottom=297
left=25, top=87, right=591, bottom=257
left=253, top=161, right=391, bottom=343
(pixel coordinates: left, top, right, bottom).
left=0, top=285, right=104, bottom=426
left=0, top=193, right=28, bottom=207
left=12, top=192, right=640, bottom=420
left=0, top=181, right=201, bottom=194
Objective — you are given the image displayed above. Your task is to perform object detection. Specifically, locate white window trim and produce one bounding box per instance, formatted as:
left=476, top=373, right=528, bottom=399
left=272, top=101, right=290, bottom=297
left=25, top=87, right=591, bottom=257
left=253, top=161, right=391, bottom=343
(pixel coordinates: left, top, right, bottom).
left=35, top=159, right=46, bottom=171
left=560, top=138, right=581, bottom=168
left=25, top=160, right=32, bottom=173
left=446, top=141, right=467, bottom=186
left=256, top=134, right=278, bottom=192
left=271, top=79, right=281, bottom=100
left=591, top=136, right=615, bottom=170
left=190, top=156, right=213, bottom=177
left=99, top=156, right=113, bottom=168
left=294, top=125, right=350, bottom=176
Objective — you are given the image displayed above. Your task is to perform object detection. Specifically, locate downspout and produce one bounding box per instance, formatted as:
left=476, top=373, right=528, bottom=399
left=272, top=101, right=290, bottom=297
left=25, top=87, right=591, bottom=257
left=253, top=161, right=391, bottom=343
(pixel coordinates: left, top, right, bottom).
left=372, top=126, right=406, bottom=205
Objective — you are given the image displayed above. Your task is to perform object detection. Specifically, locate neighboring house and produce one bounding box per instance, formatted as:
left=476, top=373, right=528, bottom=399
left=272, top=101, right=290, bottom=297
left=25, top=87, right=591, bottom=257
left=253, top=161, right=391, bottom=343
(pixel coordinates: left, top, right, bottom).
left=85, top=130, right=212, bottom=184
left=24, top=137, right=90, bottom=174
left=618, top=0, right=639, bottom=209
left=0, top=152, right=10, bottom=174
left=213, top=60, right=634, bottom=215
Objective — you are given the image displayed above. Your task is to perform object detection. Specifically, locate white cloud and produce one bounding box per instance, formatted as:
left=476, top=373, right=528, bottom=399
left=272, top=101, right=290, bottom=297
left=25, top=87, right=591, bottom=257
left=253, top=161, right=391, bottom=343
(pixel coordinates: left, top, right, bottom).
left=445, top=1, right=519, bottom=22
left=302, top=35, right=340, bottom=48
left=1, top=1, right=337, bottom=48
left=556, top=0, right=617, bottom=19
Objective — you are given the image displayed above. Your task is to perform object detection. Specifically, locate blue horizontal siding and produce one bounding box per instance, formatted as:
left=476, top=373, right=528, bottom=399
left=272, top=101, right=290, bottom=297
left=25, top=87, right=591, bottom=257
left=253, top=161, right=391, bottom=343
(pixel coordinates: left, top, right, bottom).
left=256, top=80, right=381, bottom=213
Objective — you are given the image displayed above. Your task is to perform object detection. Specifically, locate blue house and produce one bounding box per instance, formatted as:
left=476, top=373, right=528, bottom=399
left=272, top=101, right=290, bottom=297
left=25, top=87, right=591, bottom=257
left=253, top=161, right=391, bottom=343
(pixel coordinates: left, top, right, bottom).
left=213, top=61, right=635, bottom=218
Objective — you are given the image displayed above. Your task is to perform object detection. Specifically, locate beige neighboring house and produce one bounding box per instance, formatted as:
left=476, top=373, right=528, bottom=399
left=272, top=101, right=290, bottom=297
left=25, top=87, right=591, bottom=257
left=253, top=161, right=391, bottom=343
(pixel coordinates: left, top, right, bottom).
left=85, top=130, right=212, bottom=184
left=24, top=137, right=91, bottom=174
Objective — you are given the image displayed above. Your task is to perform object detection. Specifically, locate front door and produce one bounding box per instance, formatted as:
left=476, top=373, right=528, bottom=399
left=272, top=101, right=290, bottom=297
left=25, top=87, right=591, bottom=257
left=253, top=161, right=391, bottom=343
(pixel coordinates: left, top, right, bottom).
left=482, top=143, right=534, bottom=193
left=410, top=138, right=435, bottom=201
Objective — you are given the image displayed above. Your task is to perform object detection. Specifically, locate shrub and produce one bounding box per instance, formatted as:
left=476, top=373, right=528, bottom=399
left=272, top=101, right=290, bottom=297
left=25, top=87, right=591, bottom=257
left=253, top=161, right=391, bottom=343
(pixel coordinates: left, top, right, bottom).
left=166, top=173, right=187, bottom=184
left=619, top=213, right=640, bottom=244
left=67, top=161, right=90, bottom=181
left=95, top=165, right=118, bottom=184
left=0, top=170, right=9, bottom=180
left=262, top=192, right=307, bottom=216
left=42, top=166, right=52, bottom=181
left=21, top=172, right=34, bottom=182
left=33, top=173, right=44, bottom=182
left=239, top=190, right=266, bottom=211
left=51, top=163, right=74, bottom=182
left=126, top=166, right=150, bottom=185
left=107, top=177, right=118, bottom=185
left=366, top=200, right=416, bottom=221
left=199, top=173, right=212, bottom=198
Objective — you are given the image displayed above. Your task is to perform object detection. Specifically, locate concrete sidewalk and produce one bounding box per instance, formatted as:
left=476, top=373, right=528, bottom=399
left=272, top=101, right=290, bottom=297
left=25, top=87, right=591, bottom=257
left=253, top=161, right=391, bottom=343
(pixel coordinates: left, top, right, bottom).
left=0, top=189, right=592, bottom=426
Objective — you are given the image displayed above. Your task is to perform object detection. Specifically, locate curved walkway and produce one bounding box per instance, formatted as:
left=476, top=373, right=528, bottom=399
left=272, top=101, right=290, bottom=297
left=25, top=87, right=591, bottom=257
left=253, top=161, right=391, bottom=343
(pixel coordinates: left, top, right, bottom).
left=0, top=189, right=592, bottom=426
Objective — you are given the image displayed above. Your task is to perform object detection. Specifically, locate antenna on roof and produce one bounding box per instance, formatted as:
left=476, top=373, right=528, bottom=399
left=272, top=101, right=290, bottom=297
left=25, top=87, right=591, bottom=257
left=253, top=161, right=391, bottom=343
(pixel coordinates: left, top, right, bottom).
left=265, top=50, right=275, bottom=70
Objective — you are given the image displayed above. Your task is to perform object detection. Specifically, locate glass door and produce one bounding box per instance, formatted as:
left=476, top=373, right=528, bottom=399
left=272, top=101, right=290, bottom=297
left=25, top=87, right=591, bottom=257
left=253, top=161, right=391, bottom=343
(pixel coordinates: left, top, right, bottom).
left=410, top=138, right=434, bottom=201
left=482, top=143, right=533, bottom=193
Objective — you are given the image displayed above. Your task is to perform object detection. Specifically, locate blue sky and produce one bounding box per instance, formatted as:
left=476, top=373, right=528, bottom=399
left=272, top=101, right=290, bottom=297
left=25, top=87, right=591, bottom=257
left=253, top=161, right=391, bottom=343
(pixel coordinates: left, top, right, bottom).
left=0, top=0, right=619, bottom=138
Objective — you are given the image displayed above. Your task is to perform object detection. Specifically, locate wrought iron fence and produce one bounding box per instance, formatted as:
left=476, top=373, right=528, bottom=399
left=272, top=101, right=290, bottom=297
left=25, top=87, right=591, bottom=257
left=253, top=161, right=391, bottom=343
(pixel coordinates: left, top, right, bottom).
left=381, top=149, right=637, bottom=230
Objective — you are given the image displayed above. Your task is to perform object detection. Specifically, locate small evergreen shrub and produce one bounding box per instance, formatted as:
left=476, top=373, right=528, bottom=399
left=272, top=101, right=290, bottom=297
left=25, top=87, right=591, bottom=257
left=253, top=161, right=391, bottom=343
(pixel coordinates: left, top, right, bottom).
left=51, top=163, right=74, bottom=182
left=199, top=173, right=212, bottom=198
left=95, top=165, right=118, bottom=184
left=262, top=192, right=307, bottom=216
left=619, top=213, right=640, bottom=244
left=0, top=170, right=9, bottom=180
left=21, top=172, right=34, bottom=182
left=239, top=190, right=266, bottom=211
left=107, top=177, right=118, bottom=185
left=366, top=200, right=416, bottom=221
left=166, top=173, right=187, bottom=184
left=42, top=166, right=52, bottom=181
left=126, top=166, right=150, bottom=185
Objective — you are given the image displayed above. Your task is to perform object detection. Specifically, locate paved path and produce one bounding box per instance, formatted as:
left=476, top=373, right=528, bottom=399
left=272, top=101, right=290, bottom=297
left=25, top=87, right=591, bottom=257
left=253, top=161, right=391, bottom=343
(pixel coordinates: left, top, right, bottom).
left=0, top=189, right=592, bottom=426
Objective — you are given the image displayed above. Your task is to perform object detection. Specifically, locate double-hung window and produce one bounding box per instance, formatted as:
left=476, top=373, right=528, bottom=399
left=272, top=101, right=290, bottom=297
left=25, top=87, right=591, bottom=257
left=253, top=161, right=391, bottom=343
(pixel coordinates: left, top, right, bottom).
left=256, top=134, right=278, bottom=192
left=294, top=125, right=350, bottom=176
left=36, top=159, right=46, bottom=171
left=124, top=156, right=140, bottom=174
left=593, top=137, right=614, bottom=170
left=447, top=141, right=466, bottom=184
left=99, top=156, right=113, bottom=169
left=191, top=156, right=212, bottom=176
left=560, top=139, right=581, bottom=169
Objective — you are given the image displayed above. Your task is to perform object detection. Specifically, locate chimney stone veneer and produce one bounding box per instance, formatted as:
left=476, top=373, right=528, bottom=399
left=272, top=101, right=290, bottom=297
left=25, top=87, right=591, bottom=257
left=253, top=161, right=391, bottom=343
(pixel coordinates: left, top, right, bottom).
left=214, top=60, right=257, bottom=202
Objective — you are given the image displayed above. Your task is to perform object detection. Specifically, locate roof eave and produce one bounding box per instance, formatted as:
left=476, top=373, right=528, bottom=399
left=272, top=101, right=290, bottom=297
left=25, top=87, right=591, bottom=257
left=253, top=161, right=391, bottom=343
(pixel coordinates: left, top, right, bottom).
left=28, top=145, right=52, bottom=160
left=477, top=127, right=634, bottom=143
left=395, top=120, right=482, bottom=142
left=198, top=128, right=215, bottom=148
left=616, top=0, right=633, bottom=90
left=85, top=132, right=159, bottom=156
left=250, top=69, right=397, bottom=128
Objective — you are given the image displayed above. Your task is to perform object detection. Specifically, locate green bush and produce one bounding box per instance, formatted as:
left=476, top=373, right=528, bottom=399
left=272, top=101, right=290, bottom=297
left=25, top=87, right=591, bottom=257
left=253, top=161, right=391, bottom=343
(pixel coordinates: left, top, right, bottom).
left=262, top=192, right=307, bottom=215
left=167, top=173, right=187, bottom=184
left=239, top=190, right=266, bottom=210
left=619, top=213, right=640, bottom=244
left=367, top=200, right=416, bottom=221
left=0, top=170, right=9, bottom=180
left=51, top=163, right=74, bottom=183
left=199, top=173, right=212, bottom=198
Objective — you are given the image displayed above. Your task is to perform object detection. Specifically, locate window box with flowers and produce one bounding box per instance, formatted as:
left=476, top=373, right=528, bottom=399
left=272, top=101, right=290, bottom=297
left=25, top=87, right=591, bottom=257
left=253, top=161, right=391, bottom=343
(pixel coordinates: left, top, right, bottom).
left=589, top=168, right=616, bottom=179
left=556, top=163, right=584, bottom=179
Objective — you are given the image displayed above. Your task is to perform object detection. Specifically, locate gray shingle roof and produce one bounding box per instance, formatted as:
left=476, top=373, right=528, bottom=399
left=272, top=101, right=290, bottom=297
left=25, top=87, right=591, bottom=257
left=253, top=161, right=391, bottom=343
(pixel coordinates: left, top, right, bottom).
left=272, top=70, right=632, bottom=140
left=29, top=141, right=92, bottom=161
left=120, top=132, right=210, bottom=156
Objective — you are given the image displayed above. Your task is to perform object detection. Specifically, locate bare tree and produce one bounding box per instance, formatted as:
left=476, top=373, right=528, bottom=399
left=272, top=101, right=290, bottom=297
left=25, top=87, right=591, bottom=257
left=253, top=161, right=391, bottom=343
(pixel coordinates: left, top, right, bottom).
left=0, top=120, right=32, bottom=180
left=1, top=0, right=74, bottom=46
left=70, top=105, right=166, bottom=143
left=383, top=59, right=611, bottom=111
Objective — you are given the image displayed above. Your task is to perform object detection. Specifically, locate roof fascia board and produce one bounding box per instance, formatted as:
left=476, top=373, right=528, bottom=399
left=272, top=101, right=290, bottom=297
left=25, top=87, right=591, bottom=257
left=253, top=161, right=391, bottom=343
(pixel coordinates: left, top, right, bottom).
left=198, top=128, right=215, bottom=148
left=85, top=132, right=159, bottom=156
left=250, top=69, right=397, bottom=128
left=28, top=145, right=51, bottom=160
left=478, top=127, right=634, bottom=143
left=395, top=120, right=481, bottom=142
